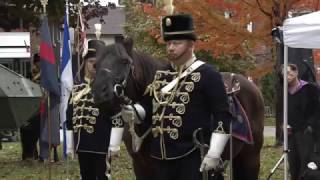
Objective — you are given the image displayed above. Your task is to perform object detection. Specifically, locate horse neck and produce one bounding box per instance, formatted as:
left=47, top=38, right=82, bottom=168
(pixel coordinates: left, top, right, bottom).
left=125, top=51, right=166, bottom=103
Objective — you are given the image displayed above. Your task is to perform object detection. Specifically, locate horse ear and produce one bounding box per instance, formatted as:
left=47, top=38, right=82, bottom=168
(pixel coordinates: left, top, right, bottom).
left=122, top=38, right=134, bottom=56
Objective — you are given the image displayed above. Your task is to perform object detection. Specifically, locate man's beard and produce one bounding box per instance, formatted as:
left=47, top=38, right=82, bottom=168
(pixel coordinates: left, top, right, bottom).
left=167, top=53, right=178, bottom=60
left=168, top=49, right=188, bottom=62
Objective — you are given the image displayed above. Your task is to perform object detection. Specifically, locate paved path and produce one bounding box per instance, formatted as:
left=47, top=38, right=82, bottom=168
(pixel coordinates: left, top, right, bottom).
left=264, top=126, right=275, bottom=137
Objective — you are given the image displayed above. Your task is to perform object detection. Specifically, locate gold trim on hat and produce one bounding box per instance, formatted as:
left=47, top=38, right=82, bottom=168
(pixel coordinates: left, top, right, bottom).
left=87, top=48, right=96, bottom=52
left=164, top=30, right=195, bottom=35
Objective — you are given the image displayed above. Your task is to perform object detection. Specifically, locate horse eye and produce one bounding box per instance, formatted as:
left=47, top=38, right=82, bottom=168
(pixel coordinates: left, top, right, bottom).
left=121, top=58, right=129, bottom=64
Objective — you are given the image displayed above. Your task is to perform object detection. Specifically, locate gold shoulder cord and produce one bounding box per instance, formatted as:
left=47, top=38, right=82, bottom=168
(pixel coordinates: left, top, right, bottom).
left=72, top=85, right=91, bottom=105
left=153, top=67, right=183, bottom=105
left=71, top=77, right=92, bottom=105
left=152, top=67, right=184, bottom=123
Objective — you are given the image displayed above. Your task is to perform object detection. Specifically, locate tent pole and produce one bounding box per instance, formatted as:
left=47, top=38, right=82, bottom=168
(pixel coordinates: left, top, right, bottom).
left=283, top=45, right=289, bottom=180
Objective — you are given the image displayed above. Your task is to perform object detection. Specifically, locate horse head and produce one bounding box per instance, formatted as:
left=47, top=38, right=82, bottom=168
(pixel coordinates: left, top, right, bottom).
left=92, top=39, right=134, bottom=112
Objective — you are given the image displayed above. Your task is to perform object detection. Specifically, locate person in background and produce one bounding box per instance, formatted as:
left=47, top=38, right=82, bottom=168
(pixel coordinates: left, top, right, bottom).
left=66, top=40, right=113, bottom=180
left=281, top=63, right=320, bottom=180
left=20, top=53, right=41, bottom=160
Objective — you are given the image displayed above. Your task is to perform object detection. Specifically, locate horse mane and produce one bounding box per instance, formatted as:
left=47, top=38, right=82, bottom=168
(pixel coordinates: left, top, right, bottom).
left=126, top=49, right=168, bottom=102
left=132, top=50, right=167, bottom=83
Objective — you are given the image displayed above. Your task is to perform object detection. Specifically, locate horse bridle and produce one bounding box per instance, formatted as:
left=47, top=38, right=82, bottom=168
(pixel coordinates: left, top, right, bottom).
left=101, top=57, right=134, bottom=105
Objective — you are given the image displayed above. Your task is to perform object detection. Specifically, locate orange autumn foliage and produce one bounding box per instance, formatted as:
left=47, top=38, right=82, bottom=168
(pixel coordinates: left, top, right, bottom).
left=140, top=0, right=320, bottom=79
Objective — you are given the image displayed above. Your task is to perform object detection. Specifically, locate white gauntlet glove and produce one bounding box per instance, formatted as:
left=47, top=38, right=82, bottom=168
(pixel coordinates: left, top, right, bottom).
left=200, top=156, right=221, bottom=172
left=109, top=127, right=124, bottom=153
left=121, top=104, right=145, bottom=124
left=200, top=132, right=230, bottom=172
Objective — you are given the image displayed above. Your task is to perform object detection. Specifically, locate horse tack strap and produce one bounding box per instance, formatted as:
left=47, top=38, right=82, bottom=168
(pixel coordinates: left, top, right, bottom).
left=161, top=60, right=205, bottom=93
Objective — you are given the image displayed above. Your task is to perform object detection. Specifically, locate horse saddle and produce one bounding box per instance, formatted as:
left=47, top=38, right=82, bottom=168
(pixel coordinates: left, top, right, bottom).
left=222, top=73, right=254, bottom=144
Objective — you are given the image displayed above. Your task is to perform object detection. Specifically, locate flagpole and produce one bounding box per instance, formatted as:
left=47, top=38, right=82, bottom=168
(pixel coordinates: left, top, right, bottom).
left=76, top=2, right=82, bottom=83
left=66, top=0, right=69, bottom=24
left=47, top=92, right=52, bottom=180
left=64, top=1, right=71, bottom=179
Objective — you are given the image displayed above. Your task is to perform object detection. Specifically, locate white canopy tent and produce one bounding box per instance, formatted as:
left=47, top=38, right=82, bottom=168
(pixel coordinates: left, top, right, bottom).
left=282, top=11, right=320, bottom=180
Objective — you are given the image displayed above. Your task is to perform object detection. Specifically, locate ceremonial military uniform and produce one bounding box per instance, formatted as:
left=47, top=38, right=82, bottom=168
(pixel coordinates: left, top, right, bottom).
left=66, top=40, right=112, bottom=180
left=143, top=63, right=230, bottom=159
left=133, top=14, right=231, bottom=180
left=20, top=53, right=41, bottom=160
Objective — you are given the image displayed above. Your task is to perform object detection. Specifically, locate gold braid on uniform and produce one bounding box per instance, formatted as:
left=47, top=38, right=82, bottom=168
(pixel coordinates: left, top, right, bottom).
left=153, top=67, right=183, bottom=105
left=71, top=76, right=92, bottom=105
left=153, top=67, right=183, bottom=127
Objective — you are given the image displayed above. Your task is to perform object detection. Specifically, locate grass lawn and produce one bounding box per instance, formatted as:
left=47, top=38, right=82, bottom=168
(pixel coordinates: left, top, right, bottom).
left=264, top=117, right=276, bottom=126
left=0, top=137, right=284, bottom=180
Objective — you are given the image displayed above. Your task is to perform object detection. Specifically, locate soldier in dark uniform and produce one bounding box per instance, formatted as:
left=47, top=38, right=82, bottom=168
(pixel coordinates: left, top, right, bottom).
left=121, top=14, right=232, bottom=180
left=280, top=64, right=320, bottom=180
left=66, top=40, right=112, bottom=180
left=20, top=53, right=41, bottom=160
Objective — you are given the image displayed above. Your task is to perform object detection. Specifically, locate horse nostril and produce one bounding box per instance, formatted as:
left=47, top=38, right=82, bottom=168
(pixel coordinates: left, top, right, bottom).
left=102, top=85, right=107, bottom=93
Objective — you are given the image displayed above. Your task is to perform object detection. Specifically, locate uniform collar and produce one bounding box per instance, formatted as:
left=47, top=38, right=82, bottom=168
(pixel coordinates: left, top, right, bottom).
left=288, top=79, right=308, bottom=94
left=171, top=54, right=197, bottom=71
left=84, top=76, right=92, bottom=84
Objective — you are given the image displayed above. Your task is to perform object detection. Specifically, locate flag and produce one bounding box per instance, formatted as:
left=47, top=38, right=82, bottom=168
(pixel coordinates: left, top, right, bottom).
left=39, top=93, right=61, bottom=159
left=39, top=15, right=61, bottom=160
left=60, top=14, right=74, bottom=158
left=79, top=9, right=88, bottom=57
left=40, top=15, right=60, bottom=96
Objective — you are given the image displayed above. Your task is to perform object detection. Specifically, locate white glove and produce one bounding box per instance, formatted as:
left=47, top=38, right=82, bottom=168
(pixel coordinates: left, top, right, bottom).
left=199, top=132, right=229, bottom=172
left=109, top=127, right=124, bottom=153
left=200, top=155, right=220, bottom=172
left=121, top=104, right=145, bottom=124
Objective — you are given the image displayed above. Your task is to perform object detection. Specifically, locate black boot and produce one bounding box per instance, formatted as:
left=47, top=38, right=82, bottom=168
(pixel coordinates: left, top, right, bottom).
left=53, top=147, right=59, bottom=162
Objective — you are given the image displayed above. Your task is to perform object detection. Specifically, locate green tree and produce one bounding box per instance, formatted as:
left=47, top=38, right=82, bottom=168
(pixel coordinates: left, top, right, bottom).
left=0, top=0, right=108, bottom=30
left=260, top=72, right=277, bottom=107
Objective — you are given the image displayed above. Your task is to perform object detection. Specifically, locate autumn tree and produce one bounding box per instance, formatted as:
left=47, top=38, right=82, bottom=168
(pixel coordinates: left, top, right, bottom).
left=125, top=0, right=320, bottom=145
left=125, top=0, right=320, bottom=76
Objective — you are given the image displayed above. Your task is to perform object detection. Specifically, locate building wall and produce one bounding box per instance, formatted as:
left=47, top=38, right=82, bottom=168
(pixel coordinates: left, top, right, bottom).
left=86, top=34, right=116, bottom=45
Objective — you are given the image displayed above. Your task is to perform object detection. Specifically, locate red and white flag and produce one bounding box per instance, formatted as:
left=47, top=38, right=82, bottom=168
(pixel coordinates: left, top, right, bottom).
left=79, top=8, right=88, bottom=57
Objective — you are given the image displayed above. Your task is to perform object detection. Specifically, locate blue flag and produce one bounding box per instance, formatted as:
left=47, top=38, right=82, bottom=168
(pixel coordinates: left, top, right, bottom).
left=60, top=15, right=74, bottom=158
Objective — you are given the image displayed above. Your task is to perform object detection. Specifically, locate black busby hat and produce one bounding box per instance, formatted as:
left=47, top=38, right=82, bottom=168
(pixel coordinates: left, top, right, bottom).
left=161, top=14, right=197, bottom=41
left=83, top=40, right=105, bottom=60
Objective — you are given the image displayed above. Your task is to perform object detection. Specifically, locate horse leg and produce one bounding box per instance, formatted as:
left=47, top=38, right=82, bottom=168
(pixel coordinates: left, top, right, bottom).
left=123, top=128, right=155, bottom=180
left=131, top=154, right=155, bottom=180
left=232, top=144, right=262, bottom=180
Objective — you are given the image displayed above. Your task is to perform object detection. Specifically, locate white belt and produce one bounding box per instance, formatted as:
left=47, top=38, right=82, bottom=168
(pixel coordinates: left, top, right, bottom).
left=161, top=60, right=205, bottom=93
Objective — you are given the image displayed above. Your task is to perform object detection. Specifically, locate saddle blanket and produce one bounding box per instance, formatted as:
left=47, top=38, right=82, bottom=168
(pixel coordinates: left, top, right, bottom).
left=230, top=96, right=254, bottom=144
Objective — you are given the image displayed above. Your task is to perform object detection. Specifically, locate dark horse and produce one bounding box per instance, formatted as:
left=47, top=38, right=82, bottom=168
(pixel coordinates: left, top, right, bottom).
left=92, top=40, right=264, bottom=180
